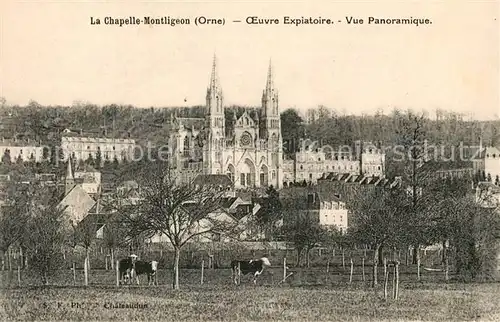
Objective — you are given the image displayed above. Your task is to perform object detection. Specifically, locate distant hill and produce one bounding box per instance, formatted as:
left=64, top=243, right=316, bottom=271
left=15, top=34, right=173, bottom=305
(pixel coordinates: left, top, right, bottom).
left=1, top=103, right=498, bottom=152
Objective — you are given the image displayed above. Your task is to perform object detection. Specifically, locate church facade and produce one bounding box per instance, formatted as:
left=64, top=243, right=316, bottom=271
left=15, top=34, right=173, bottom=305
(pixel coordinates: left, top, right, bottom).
left=168, top=56, right=387, bottom=190
left=168, top=56, right=284, bottom=189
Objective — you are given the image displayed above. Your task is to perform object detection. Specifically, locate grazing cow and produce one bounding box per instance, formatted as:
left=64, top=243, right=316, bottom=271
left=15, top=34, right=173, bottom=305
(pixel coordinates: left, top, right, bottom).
left=231, top=257, right=272, bottom=285
left=118, top=254, right=138, bottom=285
left=133, top=260, right=159, bottom=285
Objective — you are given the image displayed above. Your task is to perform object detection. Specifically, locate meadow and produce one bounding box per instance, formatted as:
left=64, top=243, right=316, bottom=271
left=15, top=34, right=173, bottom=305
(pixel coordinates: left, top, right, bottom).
left=2, top=265, right=500, bottom=321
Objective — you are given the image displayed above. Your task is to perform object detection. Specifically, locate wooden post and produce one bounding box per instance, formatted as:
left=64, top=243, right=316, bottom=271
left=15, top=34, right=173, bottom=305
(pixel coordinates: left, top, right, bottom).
left=318, top=248, right=322, bottom=257
left=237, top=262, right=241, bottom=285
left=201, top=260, right=204, bottom=285
left=349, top=258, right=354, bottom=284
left=384, top=260, right=389, bottom=301
left=283, top=258, right=286, bottom=282
left=19, top=247, right=23, bottom=270
left=383, top=257, right=387, bottom=280
left=392, top=263, right=396, bottom=299
left=326, top=259, right=330, bottom=273
left=362, top=258, right=365, bottom=282
left=342, top=248, right=345, bottom=270
left=116, top=260, right=120, bottom=286
left=416, top=248, right=421, bottom=281
left=8, top=247, right=12, bottom=271
left=84, top=258, right=88, bottom=286
left=105, top=255, right=109, bottom=271
left=72, top=262, right=76, bottom=285
left=394, top=262, right=400, bottom=300
left=444, top=256, right=449, bottom=281
left=17, top=262, right=21, bottom=287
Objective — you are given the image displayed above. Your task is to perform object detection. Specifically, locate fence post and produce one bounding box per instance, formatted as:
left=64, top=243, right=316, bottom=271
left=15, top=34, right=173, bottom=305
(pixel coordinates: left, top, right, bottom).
left=17, top=261, right=21, bottom=287
left=84, top=258, right=88, bottom=287
left=349, top=258, right=354, bottom=284
left=72, top=262, right=76, bottom=285
left=201, top=260, right=204, bottom=285
left=362, top=258, right=365, bottom=282
left=392, top=262, right=396, bottom=299
left=105, top=255, right=109, bottom=271
left=383, top=258, right=389, bottom=301
left=283, top=258, right=287, bottom=283
left=116, top=260, right=120, bottom=286
left=416, top=248, right=421, bottom=281
left=326, top=259, right=330, bottom=273
left=394, top=262, right=400, bottom=300
left=237, top=262, right=241, bottom=285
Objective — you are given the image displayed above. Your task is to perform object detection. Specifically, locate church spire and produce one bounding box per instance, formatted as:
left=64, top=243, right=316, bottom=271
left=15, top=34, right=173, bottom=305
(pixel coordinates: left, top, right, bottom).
left=265, top=58, right=274, bottom=94
left=206, top=54, right=223, bottom=116
left=66, top=156, right=74, bottom=179
left=209, top=53, right=219, bottom=91
left=65, top=156, right=75, bottom=195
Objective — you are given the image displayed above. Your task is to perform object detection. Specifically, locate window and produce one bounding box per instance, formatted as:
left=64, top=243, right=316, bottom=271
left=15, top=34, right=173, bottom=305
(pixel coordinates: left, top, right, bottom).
left=300, top=165, right=303, bottom=170
left=87, top=146, right=90, bottom=150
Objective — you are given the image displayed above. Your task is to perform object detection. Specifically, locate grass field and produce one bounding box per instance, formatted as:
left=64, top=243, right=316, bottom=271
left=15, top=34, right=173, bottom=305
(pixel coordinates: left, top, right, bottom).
left=1, top=267, right=500, bottom=321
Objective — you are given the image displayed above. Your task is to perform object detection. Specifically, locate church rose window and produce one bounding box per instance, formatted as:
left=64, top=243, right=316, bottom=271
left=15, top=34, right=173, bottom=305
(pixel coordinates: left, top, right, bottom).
left=240, top=133, right=251, bottom=147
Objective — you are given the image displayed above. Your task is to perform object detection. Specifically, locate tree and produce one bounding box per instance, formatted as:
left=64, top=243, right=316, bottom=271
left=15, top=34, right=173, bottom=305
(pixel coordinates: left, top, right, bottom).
left=70, top=215, right=98, bottom=279
left=102, top=213, right=128, bottom=269
left=95, top=147, right=103, bottom=169
left=348, top=186, right=408, bottom=286
left=255, top=186, right=283, bottom=241
left=283, top=213, right=327, bottom=267
left=0, top=181, right=36, bottom=269
left=120, top=161, right=238, bottom=290
left=22, top=186, right=69, bottom=285
left=280, top=108, right=305, bottom=154
left=2, top=149, right=11, bottom=164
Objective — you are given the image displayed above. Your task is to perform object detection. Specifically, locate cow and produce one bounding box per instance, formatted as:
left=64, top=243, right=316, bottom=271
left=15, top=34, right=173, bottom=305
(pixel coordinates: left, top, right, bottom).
left=133, top=260, right=159, bottom=286
left=118, top=254, right=138, bottom=285
left=231, top=257, right=272, bottom=285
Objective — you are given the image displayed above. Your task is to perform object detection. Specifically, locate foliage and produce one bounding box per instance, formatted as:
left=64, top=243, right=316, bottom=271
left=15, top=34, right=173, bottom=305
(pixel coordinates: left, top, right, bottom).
left=255, top=186, right=283, bottom=241
left=119, top=161, right=240, bottom=289
left=20, top=186, right=69, bottom=285
left=283, top=213, right=328, bottom=267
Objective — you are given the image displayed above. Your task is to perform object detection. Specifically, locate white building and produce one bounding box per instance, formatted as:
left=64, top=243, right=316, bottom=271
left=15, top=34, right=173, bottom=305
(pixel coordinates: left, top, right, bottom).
left=61, top=136, right=136, bottom=163
left=0, top=140, right=44, bottom=163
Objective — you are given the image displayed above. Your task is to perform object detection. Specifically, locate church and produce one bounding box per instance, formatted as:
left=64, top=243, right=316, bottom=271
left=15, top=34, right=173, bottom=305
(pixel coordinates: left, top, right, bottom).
left=168, top=56, right=284, bottom=189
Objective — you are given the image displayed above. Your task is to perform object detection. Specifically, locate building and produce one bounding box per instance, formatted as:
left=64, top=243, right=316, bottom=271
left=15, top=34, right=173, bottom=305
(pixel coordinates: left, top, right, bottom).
left=168, top=55, right=385, bottom=190
left=61, top=136, right=136, bottom=163
left=473, top=145, right=500, bottom=183
left=169, top=56, right=284, bottom=189
left=281, top=190, right=349, bottom=233
left=283, top=140, right=385, bottom=185
left=0, top=139, right=45, bottom=163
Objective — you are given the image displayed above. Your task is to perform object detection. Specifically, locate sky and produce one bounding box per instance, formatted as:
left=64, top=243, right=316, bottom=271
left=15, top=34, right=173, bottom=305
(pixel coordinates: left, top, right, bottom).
left=0, top=0, right=499, bottom=120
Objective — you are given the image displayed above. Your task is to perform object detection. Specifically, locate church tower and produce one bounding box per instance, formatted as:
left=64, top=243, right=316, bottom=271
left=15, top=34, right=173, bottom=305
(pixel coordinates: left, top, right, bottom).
left=203, top=54, right=225, bottom=174
left=261, top=60, right=281, bottom=143
left=261, top=60, right=283, bottom=188
left=65, top=156, right=75, bottom=195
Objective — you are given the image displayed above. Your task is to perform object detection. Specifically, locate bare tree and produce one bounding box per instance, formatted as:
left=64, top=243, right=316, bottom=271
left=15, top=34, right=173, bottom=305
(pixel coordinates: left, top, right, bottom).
left=22, top=187, right=70, bottom=285
left=120, top=162, right=239, bottom=290
left=348, top=187, right=408, bottom=287
left=283, top=213, right=328, bottom=267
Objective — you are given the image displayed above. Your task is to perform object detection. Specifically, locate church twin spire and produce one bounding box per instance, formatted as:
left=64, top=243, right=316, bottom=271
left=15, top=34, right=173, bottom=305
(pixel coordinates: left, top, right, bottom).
left=206, top=54, right=278, bottom=118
